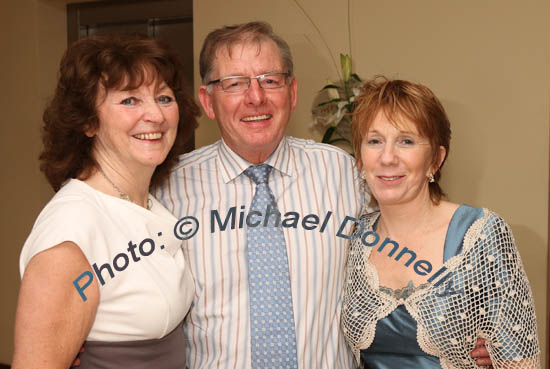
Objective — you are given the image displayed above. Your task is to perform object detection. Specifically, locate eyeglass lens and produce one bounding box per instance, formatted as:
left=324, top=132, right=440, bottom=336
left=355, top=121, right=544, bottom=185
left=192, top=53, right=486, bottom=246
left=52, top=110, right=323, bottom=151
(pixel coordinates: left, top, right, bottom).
left=220, top=73, right=288, bottom=92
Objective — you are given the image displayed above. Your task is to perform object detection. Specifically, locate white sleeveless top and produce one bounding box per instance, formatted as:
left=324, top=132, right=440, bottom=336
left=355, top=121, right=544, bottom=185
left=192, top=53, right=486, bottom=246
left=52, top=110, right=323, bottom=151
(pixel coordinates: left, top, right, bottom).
left=20, top=179, right=194, bottom=342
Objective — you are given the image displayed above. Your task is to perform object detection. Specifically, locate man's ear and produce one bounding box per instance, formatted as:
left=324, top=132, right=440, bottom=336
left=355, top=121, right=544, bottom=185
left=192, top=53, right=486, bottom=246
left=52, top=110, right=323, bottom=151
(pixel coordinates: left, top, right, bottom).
left=289, top=77, right=298, bottom=110
left=198, top=85, right=216, bottom=120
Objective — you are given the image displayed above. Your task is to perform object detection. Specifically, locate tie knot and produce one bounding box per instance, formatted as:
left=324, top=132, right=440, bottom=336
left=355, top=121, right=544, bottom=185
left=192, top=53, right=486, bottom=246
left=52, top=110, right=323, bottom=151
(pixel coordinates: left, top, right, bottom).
left=244, top=164, right=272, bottom=185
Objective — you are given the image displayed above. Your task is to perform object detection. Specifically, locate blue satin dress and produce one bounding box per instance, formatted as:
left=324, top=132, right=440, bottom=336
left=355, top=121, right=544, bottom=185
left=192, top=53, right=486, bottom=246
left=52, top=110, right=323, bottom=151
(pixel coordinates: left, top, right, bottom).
left=360, top=205, right=484, bottom=369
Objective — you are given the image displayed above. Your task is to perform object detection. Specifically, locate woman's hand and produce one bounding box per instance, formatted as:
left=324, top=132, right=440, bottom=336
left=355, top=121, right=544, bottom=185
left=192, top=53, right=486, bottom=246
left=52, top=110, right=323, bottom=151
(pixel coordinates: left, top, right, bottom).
left=471, top=338, right=493, bottom=368
left=12, top=242, right=99, bottom=369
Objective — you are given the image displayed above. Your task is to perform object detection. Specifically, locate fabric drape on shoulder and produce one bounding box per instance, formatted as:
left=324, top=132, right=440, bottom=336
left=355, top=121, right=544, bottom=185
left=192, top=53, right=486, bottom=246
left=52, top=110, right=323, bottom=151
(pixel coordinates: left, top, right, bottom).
left=342, top=209, right=540, bottom=369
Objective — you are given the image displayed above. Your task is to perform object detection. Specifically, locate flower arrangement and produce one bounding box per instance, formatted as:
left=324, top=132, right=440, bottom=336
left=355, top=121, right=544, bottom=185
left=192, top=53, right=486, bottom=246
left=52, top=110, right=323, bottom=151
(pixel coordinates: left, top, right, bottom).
left=310, top=54, right=363, bottom=151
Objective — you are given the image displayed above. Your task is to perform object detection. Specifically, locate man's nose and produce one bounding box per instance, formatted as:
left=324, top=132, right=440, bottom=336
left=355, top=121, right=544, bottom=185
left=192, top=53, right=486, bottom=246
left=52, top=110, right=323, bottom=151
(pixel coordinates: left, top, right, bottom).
left=244, top=78, right=267, bottom=105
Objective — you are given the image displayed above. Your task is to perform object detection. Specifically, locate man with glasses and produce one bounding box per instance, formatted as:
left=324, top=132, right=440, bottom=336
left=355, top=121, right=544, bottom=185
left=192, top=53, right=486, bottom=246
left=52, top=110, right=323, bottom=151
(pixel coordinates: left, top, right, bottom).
left=155, top=21, right=493, bottom=369
left=156, top=21, right=359, bottom=369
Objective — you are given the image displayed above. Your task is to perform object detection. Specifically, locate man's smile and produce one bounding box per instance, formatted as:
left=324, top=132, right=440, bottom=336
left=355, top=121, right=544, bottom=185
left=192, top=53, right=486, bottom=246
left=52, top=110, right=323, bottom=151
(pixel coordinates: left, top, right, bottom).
left=241, top=114, right=272, bottom=122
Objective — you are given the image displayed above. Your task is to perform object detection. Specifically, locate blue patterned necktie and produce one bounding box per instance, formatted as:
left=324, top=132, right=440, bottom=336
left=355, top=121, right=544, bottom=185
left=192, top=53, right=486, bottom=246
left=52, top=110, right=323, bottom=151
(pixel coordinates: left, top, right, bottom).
left=244, top=164, right=298, bottom=369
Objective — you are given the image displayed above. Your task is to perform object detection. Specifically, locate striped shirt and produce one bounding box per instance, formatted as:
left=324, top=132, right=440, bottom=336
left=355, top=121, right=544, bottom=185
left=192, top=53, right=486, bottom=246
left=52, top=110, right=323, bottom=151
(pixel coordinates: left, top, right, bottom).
left=155, top=136, right=365, bottom=369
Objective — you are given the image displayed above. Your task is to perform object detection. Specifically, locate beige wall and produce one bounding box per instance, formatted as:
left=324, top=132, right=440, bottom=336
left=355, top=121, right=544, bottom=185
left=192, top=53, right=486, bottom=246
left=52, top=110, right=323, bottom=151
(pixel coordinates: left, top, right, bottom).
left=193, top=0, right=549, bottom=365
left=1, top=0, right=548, bottom=365
left=0, top=0, right=70, bottom=362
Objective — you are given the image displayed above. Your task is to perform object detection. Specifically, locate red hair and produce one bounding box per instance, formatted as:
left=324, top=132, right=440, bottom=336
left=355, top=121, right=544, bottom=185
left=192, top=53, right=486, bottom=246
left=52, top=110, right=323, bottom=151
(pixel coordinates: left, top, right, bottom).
left=352, top=76, right=451, bottom=204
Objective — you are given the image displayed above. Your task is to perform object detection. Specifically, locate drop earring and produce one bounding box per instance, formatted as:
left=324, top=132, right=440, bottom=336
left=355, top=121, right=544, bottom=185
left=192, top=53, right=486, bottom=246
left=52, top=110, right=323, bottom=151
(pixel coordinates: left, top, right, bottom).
left=360, top=171, right=369, bottom=192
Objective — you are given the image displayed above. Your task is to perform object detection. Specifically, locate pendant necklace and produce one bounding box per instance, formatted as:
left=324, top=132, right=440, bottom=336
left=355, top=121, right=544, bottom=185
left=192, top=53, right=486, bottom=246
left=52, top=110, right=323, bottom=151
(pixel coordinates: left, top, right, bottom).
left=97, top=166, right=152, bottom=210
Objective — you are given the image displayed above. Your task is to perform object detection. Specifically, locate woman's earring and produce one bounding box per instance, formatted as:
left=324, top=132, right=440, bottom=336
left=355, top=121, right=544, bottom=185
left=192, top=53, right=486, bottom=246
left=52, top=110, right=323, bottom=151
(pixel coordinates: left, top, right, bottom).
left=360, top=171, right=369, bottom=191
left=427, top=173, right=435, bottom=183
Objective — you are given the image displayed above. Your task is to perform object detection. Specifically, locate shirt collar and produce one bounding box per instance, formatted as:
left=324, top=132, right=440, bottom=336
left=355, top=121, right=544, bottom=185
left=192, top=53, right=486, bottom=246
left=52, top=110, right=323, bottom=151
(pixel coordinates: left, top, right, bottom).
left=217, top=137, right=294, bottom=183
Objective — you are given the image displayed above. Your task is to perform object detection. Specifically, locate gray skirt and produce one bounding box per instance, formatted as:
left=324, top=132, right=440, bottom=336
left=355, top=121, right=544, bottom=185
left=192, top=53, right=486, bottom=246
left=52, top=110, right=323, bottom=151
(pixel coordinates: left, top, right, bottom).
left=76, top=321, right=186, bottom=369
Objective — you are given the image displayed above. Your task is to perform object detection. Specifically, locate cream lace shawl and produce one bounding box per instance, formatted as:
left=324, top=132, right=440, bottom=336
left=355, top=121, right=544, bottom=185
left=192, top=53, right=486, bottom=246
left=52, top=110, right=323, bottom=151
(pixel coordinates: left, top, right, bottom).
left=341, top=209, right=540, bottom=369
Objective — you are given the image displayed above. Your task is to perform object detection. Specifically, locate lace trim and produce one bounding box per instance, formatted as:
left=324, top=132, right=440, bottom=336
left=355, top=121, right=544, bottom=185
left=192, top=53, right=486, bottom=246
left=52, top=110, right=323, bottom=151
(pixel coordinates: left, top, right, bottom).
left=379, top=281, right=430, bottom=301
left=341, top=209, right=541, bottom=368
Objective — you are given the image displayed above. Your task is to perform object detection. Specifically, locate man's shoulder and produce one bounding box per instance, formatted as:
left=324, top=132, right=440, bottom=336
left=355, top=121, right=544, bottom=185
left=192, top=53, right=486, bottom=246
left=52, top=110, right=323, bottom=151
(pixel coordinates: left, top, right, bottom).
left=171, top=140, right=221, bottom=172
left=286, top=136, right=354, bottom=160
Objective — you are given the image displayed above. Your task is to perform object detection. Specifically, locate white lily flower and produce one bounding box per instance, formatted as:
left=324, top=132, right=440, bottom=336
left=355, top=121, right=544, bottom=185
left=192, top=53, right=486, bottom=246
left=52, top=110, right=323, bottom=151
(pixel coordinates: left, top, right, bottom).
left=326, top=79, right=340, bottom=100
left=329, top=101, right=348, bottom=126
left=310, top=63, right=362, bottom=151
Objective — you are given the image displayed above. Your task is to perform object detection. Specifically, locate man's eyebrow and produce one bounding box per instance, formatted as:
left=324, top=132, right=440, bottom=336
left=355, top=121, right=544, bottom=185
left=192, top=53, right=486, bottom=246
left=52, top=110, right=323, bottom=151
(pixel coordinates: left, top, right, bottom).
left=223, top=70, right=282, bottom=77
left=260, top=69, right=282, bottom=74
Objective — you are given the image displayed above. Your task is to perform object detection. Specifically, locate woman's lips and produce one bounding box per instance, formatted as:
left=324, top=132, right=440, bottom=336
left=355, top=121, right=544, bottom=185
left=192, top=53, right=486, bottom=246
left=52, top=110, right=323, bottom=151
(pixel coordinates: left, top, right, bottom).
left=377, top=175, right=405, bottom=184
left=133, top=132, right=163, bottom=140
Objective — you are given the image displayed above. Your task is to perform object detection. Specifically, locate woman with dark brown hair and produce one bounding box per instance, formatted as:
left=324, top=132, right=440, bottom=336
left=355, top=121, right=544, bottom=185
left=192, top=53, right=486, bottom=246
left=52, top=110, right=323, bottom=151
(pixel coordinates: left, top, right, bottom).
left=13, top=34, right=199, bottom=368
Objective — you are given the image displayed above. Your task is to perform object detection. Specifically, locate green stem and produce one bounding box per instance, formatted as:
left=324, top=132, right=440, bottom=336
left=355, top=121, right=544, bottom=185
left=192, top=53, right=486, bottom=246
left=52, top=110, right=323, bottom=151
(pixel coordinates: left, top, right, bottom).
left=291, top=0, right=342, bottom=80
left=328, top=138, right=351, bottom=145
left=343, top=79, right=351, bottom=108
left=347, top=0, right=353, bottom=60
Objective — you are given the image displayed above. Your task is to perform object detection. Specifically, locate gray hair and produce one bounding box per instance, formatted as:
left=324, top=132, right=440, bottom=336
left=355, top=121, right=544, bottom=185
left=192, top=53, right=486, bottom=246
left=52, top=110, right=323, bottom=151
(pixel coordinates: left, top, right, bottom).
left=199, top=21, right=294, bottom=85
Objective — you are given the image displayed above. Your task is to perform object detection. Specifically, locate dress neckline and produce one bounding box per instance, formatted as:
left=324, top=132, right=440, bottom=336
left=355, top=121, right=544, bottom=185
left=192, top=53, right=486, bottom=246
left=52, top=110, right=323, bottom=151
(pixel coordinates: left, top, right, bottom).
left=372, top=204, right=465, bottom=264
left=68, top=178, right=158, bottom=215
left=370, top=204, right=466, bottom=302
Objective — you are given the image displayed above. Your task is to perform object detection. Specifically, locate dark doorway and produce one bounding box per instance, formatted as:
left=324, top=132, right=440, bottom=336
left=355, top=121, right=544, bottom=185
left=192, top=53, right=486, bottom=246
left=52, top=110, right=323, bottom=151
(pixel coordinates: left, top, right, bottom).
left=67, top=0, right=195, bottom=151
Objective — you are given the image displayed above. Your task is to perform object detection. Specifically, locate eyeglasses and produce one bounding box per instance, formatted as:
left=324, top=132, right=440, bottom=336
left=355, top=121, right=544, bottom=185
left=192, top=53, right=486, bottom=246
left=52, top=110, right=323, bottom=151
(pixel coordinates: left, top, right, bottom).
left=207, top=72, right=291, bottom=93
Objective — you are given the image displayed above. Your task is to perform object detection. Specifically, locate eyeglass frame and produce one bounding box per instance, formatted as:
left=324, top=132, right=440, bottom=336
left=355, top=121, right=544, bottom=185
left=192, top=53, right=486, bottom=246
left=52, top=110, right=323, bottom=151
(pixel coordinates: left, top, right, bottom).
left=206, top=72, right=292, bottom=92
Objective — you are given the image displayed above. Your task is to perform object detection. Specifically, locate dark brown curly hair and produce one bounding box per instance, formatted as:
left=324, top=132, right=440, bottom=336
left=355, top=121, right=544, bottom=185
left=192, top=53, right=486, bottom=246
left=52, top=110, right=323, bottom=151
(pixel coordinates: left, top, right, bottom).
left=352, top=76, right=451, bottom=205
left=40, top=34, right=199, bottom=191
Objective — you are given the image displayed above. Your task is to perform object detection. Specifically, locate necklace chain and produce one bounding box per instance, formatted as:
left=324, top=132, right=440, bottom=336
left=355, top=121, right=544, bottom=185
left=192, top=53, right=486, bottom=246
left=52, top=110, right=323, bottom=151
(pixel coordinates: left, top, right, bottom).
left=377, top=215, right=436, bottom=255
left=97, top=167, right=151, bottom=210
